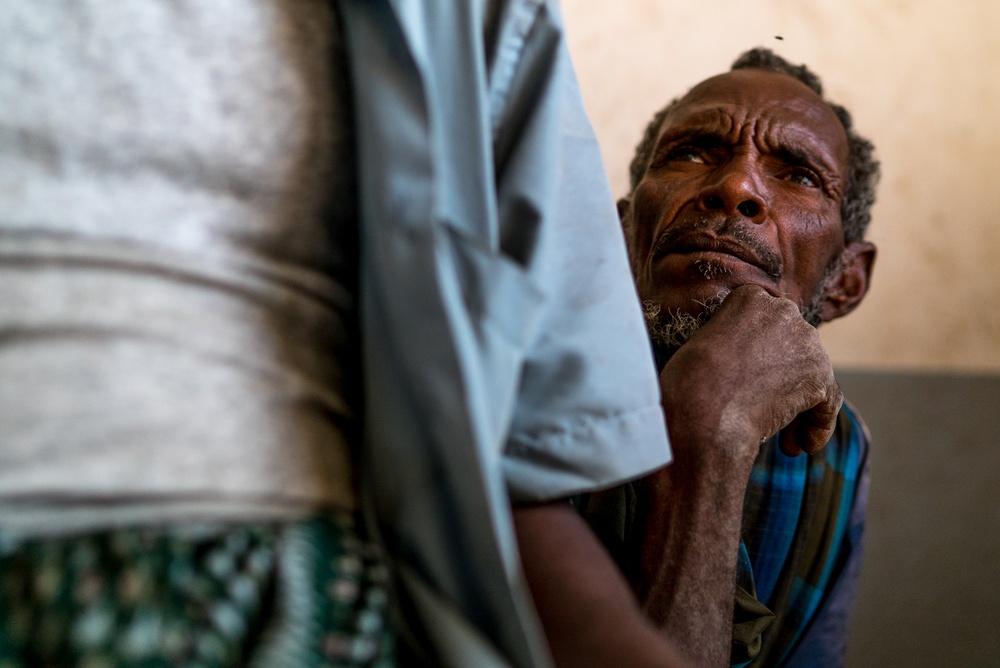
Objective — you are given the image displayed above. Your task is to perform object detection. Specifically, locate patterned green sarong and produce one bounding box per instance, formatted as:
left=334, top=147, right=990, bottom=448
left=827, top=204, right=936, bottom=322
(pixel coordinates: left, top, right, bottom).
left=0, top=512, right=394, bottom=667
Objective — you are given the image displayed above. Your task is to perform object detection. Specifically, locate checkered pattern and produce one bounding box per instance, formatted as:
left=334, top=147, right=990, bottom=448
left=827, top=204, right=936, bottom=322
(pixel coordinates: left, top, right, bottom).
left=737, top=402, right=869, bottom=666
left=0, top=513, right=394, bottom=667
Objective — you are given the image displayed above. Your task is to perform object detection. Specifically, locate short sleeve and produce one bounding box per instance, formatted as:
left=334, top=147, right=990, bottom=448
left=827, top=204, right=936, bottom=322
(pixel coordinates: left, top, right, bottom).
left=493, top=13, right=671, bottom=503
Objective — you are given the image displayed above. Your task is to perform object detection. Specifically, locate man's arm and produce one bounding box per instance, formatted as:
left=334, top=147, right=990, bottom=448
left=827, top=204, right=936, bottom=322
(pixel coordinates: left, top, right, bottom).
left=630, top=436, right=755, bottom=666
left=513, top=501, right=693, bottom=668
left=635, top=285, right=843, bottom=667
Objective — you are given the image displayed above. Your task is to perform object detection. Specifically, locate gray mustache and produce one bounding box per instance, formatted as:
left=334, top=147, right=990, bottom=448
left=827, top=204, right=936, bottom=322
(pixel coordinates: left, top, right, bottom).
left=651, top=216, right=783, bottom=279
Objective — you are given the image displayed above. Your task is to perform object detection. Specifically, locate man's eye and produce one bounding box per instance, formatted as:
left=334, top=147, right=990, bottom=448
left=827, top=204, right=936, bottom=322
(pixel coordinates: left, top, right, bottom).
left=668, top=148, right=705, bottom=163
left=786, top=169, right=818, bottom=187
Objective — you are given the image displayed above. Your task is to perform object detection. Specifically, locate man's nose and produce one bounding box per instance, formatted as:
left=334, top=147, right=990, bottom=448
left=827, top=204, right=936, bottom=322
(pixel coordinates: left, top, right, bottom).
left=696, top=159, right=768, bottom=223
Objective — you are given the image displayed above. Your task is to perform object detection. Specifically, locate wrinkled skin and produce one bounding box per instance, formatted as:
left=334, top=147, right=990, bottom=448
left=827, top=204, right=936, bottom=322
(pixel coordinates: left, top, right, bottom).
left=660, top=284, right=842, bottom=460
left=616, top=69, right=875, bottom=666
left=624, top=69, right=873, bottom=327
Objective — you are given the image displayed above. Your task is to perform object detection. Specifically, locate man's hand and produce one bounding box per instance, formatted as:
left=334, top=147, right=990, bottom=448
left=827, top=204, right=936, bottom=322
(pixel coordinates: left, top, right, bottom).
left=661, top=284, right=843, bottom=459
left=633, top=284, right=842, bottom=666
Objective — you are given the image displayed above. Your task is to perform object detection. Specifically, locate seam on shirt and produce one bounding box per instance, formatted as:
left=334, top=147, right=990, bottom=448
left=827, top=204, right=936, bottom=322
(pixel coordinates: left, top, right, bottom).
left=488, top=0, right=545, bottom=137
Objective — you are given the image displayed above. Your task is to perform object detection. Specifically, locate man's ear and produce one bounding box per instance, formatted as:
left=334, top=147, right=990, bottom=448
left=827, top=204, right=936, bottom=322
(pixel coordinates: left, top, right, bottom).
left=818, top=241, right=876, bottom=322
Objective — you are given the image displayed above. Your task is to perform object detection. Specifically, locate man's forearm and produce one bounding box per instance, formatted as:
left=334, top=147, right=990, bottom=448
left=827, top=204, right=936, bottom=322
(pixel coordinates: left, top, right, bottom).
left=633, top=449, right=753, bottom=667
left=512, top=501, right=693, bottom=668
left=629, top=285, right=843, bottom=666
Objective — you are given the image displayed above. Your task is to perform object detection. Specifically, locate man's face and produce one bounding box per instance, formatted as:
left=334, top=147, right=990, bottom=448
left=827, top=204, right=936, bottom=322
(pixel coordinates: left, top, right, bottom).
left=624, top=69, right=851, bottom=325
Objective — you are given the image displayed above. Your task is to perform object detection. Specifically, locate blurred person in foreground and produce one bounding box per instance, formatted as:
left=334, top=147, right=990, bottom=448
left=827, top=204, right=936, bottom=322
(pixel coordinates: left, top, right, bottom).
left=0, top=1, right=692, bottom=666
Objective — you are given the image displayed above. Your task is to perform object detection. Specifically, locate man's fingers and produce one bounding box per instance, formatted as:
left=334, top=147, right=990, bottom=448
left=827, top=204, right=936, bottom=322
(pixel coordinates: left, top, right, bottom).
left=778, top=383, right=843, bottom=457
left=667, top=282, right=844, bottom=459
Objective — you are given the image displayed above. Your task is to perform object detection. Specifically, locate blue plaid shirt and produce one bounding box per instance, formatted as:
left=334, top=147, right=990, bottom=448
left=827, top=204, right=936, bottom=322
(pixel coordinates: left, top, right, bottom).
left=736, top=401, right=871, bottom=667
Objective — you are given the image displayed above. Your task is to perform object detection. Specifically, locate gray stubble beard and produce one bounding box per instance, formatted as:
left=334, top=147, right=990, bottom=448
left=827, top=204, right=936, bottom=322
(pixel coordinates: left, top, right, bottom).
left=643, top=259, right=839, bottom=360
left=642, top=292, right=729, bottom=357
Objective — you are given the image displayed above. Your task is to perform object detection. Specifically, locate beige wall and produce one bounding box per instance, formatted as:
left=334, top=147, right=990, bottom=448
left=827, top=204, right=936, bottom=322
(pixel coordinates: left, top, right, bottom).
left=563, top=0, right=1000, bottom=373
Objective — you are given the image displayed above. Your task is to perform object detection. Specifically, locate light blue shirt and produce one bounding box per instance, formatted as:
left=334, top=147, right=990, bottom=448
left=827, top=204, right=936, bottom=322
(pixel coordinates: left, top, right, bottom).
left=340, top=1, right=673, bottom=665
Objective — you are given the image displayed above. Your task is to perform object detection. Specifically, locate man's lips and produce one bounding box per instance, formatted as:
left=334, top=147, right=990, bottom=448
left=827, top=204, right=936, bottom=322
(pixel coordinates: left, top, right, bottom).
left=654, top=233, right=781, bottom=279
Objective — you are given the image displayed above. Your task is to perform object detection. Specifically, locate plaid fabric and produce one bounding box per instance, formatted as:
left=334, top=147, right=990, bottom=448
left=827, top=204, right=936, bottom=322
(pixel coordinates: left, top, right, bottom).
left=736, top=401, right=869, bottom=667
left=0, top=512, right=394, bottom=668
left=573, top=401, right=869, bottom=667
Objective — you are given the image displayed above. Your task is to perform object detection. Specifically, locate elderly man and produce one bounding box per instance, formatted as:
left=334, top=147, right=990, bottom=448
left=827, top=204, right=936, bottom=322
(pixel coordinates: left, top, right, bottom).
left=580, top=48, right=878, bottom=667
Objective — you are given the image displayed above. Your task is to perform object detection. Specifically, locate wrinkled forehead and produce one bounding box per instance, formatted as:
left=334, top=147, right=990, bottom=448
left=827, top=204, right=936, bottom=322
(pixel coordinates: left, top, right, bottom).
left=661, top=69, right=849, bottom=166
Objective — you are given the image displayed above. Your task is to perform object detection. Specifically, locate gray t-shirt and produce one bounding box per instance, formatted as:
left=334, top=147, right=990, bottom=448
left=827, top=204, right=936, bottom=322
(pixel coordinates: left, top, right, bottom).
left=0, top=0, right=358, bottom=532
